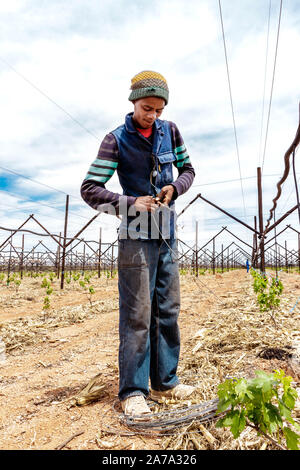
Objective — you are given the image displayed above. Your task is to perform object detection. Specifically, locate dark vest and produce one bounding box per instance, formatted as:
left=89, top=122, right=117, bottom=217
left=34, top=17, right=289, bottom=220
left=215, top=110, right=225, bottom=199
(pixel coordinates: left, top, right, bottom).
left=112, top=113, right=176, bottom=240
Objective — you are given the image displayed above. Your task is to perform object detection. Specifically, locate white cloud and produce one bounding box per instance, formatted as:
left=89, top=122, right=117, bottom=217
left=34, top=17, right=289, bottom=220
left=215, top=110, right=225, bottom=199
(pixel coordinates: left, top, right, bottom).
left=0, top=0, right=300, bottom=255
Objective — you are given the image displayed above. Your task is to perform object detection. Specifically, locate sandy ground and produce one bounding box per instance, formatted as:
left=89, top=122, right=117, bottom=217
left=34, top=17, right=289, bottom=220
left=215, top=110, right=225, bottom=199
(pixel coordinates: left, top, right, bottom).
left=0, top=269, right=299, bottom=450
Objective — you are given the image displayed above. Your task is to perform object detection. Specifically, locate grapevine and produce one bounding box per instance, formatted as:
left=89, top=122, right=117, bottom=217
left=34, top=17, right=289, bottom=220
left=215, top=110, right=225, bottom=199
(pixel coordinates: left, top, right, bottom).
left=216, top=369, right=300, bottom=450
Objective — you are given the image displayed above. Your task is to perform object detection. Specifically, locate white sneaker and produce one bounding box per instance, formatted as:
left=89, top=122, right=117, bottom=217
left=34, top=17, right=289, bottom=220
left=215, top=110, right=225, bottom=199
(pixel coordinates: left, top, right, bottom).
left=121, top=395, right=151, bottom=417
left=150, top=384, right=196, bottom=402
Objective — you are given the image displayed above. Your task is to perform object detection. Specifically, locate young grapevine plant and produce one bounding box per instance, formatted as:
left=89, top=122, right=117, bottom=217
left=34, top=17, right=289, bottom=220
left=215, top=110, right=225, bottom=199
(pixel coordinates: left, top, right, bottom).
left=216, top=369, right=300, bottom=450
left=79, top=279, right=95, bottom=306
left=41, top=277, right=53, bottom=318
left=250, top=269, right=283, bottom=327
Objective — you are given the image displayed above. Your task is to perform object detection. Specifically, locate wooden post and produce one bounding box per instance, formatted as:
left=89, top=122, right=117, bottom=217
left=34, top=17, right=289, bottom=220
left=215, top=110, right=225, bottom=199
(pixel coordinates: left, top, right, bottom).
left=20, top=234, right=24, bottom=279
left=7, top=236, right=12, bottom=284
left=212, top=237, right=215, bottom=274
left=60, top=195, right=69, bottom=290
left=195, top=221, right=198, bottom=277
left=221, top=243, right=224, bottom=273
left=252, top=216, right=258, bottom=268
left=110, top=243, right=114, bottom=278
left=98, top=227, right=102, bottom=278
left=298, top=234, right=300, bottom=273
left=257, top=167, right=265, bottom=273
left=274, top=211, right=278, bottom=278
left=31, top=247, right=35, bottom=277
left=227, top=248, right=229, bottom=271
left=82, top=243, right=86, bottom=274
left=69, top=243, right=72, bottom=278
left=57, top=232, right=61, bottom=278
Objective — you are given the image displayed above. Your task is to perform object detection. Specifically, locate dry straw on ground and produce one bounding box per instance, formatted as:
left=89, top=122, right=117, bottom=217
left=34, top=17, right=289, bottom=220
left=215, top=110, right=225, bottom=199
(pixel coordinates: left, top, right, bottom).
left=0, top=298, right=118, bottom=352
left=0, top=270, right=299, bottom=450
left=97, top=271, right=300, bottom=450
left=160, top=273, right=300, bottom=449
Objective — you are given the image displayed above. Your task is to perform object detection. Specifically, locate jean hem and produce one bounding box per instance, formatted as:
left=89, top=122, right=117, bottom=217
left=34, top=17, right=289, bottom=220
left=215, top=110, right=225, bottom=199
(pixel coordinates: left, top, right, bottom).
left=150, top=378, right=180, bottom=393
left=119, top=391, right=149, bottom=402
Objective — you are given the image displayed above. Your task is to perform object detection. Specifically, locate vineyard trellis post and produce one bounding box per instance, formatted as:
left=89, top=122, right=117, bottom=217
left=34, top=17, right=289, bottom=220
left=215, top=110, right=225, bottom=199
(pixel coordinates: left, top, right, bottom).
left=98, top=227, right=102, bottom=278
left=111, top=243, right=114, bottom=277
left=212, top=236, right=215, bottom=274
left=82, top=242, right=86, bottom=274
left=60, top=195, right=69, bottom=289
left=252, top=216, right=258, bottom=268
left=8, top=235, right=12, bottom=283
left=195, top=221, right=198, bottom=277
left=20, top=233, right=24, bottom=279
left=56, top=232, right=61, bottom=279
left=221, top=243, right=224, bottom=273
left=69, top=242, right=73, bottom=277
left=257, top=167, right=265, bottom=273
left=299, top=233, right=300, bottom=273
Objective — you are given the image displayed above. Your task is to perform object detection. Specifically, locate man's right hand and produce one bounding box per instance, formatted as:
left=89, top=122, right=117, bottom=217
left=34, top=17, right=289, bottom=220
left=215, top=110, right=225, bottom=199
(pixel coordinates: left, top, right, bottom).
left=134, top=196, right=158, bottom=213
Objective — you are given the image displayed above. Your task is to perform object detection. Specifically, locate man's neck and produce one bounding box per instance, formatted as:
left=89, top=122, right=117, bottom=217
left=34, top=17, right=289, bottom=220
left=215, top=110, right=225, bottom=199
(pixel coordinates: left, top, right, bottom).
left=132, top=118, right=153, bottom=138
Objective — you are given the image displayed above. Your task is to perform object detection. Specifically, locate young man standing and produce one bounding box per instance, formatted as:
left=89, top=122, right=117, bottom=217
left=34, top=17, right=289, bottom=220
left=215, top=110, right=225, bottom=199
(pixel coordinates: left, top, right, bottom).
left=81, top=71, right=196, bottom=416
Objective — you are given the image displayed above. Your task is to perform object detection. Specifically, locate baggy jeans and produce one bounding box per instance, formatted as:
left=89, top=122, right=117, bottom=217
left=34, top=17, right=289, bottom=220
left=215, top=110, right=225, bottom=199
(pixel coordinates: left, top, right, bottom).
left=118, top=238, right=181, bottom=401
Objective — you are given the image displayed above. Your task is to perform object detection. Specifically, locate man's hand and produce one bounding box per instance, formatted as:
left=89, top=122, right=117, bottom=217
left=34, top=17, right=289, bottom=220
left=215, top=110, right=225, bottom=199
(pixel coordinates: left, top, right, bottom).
left=154, top=185, right=175, bottom=206
left=134, top=195, right=158, bottom=213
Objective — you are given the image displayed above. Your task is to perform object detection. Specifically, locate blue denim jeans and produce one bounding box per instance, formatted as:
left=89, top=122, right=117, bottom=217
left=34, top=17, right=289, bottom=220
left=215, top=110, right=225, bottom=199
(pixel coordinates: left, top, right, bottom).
left=118, top=238, right=181, bottom=401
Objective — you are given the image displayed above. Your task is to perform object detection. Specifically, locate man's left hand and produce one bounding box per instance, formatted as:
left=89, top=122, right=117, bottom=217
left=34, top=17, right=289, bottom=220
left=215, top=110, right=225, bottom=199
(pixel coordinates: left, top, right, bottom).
left=154, top=185, right=175, bottom=206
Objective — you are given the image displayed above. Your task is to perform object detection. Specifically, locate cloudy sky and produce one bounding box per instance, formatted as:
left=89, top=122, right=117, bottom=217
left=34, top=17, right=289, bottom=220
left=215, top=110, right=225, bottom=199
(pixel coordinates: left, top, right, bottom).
left=0, top=0, right=300, bottom=260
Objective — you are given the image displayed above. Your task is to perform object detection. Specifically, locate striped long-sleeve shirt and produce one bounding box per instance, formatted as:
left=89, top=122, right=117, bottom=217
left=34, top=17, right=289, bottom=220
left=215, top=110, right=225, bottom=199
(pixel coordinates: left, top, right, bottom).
left=80, top=121, right=195, bottom=213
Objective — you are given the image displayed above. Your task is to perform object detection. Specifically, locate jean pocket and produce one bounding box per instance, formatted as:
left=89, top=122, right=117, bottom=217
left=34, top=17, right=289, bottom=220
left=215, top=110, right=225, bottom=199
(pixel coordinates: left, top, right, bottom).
left=118, top=239, right=148, bottom=268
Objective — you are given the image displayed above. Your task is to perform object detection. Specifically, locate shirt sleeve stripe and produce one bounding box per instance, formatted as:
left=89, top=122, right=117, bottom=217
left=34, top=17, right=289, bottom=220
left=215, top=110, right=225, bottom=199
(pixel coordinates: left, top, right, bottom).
left=84, top=173, right=111, bottom=184
left=176, top=151, right=189, bottom=161
left=91, top=158, right=118, bottom=169
left=176, top=157, right=191, bottom=168
left=98, top=148, right=119, bottom=158
left=88, top=167, right=115, bottom=176
left=175, top=144, right=186, bottom=154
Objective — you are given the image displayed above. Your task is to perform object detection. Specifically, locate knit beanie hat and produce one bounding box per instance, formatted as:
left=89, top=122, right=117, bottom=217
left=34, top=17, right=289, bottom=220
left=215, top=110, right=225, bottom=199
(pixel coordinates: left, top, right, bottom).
left=128, top=70, right=169, bottom=105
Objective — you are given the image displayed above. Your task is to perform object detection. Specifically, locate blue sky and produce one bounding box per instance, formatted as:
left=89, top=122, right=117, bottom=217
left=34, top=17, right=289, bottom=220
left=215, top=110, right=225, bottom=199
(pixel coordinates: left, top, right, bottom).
left=0, top=0, right=300, bottom=256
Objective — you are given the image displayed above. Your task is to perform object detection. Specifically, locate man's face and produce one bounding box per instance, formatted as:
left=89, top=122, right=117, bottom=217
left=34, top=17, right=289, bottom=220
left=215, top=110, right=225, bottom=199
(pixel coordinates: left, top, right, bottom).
left=132, top=96, right=165, bottom=129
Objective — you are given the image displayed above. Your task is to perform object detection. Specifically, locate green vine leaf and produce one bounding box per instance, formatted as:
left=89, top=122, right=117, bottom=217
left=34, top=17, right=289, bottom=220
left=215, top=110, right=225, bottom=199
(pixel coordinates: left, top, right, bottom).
left=283, top=427, right=300, bottom=451
left=216, top=369, right=300, bottom=450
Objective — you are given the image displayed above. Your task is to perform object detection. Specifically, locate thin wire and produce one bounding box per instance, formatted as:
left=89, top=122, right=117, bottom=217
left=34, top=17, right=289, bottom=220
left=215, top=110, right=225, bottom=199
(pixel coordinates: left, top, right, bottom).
left=0, top=224, right=73, bottom=239
left=258, top=0, right=272, bottom=168
left=261, top=0, right=283, bottom=173
left=0, top=57, right=103, bottom=202
left=0, top=188, right=92, bottom=222
left=273, top=209, right=278, bottom=277
left=0, top=202, right=98, bottom=233
left=107, top=398, right=220, bottom=435
left=0, top=224, right=115, bottom=246
left=151, top=208, right=226, bottom=305
left=0, top=165, right=83, bottom=201
left=217, top=0, right=247, bottom=220
left=192, top=172, right=291, bottom=188
left=0, top=56, right=101, bottom=143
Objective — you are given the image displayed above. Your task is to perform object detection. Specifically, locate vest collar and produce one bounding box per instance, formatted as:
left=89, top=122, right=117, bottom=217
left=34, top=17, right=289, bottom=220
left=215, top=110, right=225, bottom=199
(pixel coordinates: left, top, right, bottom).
left=125, top=112, right=162, bottom=134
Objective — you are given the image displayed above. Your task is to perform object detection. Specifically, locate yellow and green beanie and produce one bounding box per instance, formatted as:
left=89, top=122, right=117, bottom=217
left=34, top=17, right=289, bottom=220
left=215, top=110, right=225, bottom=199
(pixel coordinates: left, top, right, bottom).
left=128, top=70, right=169, bottom=105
